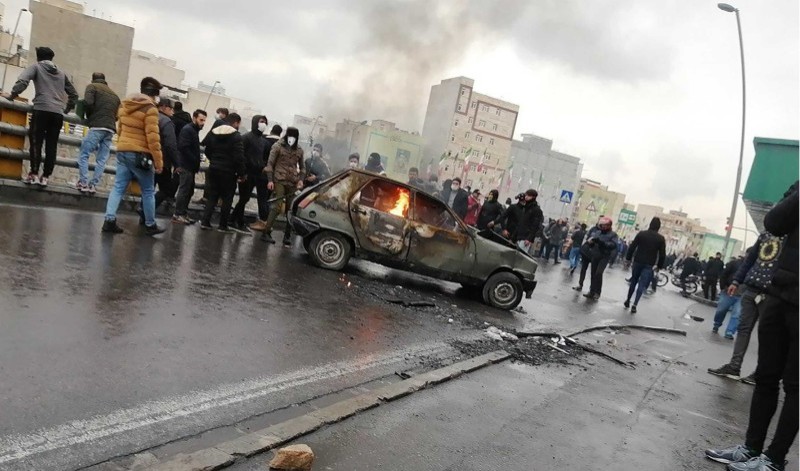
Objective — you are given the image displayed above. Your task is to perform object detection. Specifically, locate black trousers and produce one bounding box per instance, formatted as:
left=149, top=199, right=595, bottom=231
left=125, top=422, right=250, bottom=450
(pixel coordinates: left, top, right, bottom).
left=578, top=254, right=592, bottom=287
left=231, top=173, right=270, bottom=225
left=173, top=169, right=196, bottom=217
left=703, top=277, right=719, bottom=300
left=29, top=110, right=64, bottom=177
left=154, top=164, right=178, bottom=209
left=201, top=168, right=237, bottom=228
left=588, top=256, right=610, bottom=295
left=745, top=294, right=798, bottom=463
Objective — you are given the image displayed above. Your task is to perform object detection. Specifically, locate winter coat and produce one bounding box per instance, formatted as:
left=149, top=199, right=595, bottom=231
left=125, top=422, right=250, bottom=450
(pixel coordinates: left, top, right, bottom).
left=584, top=226, right=619, bottom=259
left=515, top=201, right=545, bottom=243
left=719, top=259, right=741, bottom=291
left=705, top=258, right=725, bottom=278
left=626, top=229, right=666, bottom=268
left=265, top=139, right=305, bottom=184
left=464, top=195, right=481, bottom=226
left=497, top=203, right=524, bottom=239
left=571, top=229, right=586, bottom=247
left=681, top=257, right=701, bottom=277
left=116, top=94, right=163, bottom=170
left=83, top=79, right=120, bottom=130
left=204, top=124, right=245, bottom=176
left=172, top=111, right=192, bottom=138
left=547, top=223, right=567, bottom=245
left=177, top=123, right=202, bottom=173
left=157, top=112, right=178, bottom=169
left=440, top=187, right=469, bottom=219
left=9, top=60, right=78, bottom=113
left=305, top=155, right=331, bottom=184
left=476, top=200, right=503, bottom=230
left=243, top=115, right=267, bottom=175
left=763, top=186, right=798, bottom=305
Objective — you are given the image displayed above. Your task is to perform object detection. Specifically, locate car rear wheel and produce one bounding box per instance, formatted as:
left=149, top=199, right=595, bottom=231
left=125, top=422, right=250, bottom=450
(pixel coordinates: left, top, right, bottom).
left=482, top=272, right=524, bottom=310
left=308, top=231, right=351, bottom=271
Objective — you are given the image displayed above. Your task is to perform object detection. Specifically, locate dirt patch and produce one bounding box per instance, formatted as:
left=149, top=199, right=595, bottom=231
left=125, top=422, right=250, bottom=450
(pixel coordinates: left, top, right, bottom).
left=451, top=336, right=585, bottom=367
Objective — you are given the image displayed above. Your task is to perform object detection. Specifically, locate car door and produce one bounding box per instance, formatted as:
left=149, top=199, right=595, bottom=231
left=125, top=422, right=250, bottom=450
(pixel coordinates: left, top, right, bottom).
left=348, top=178, right=412, bottom=258
left=406, top=191, right=476, bottom=280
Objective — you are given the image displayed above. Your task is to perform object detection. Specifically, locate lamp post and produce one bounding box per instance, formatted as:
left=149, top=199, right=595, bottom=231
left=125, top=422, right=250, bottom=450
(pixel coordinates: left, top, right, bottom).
left=717, top=2, right=746, bottom=257
left=203, top=80, right=220, bottom=111
left=1, top=8, right=29, bottom=92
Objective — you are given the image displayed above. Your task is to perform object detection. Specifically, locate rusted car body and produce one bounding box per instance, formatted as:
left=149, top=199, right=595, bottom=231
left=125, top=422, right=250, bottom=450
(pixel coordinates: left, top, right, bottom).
left=289, top=170, right=538, bottom=309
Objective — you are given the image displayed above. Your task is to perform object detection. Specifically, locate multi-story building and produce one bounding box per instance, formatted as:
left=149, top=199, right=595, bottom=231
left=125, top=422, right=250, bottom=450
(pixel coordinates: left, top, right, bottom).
left=28, top=0, right=134, bottom=96
left=508, top=133, right=583, bottom=219
left=293, top=115, right=329, bottom=150
left=126, top=49, right=185, bottom=96
left=422, top=77, right=519, bottom=190
left=339, top=119, right=424, bottom=182
left=572, top=178, right=626, bottom=227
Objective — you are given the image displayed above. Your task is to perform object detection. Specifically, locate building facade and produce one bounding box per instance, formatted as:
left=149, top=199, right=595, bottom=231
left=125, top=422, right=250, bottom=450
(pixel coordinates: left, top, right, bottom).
left=126, top=49, right=185, bottom=97
left=338, top=119, right=424, bottom=182
left=573, top=178, right=627, bottom=227
left=422, top=77, right=519, bottom=190
left=28, top=0, right=133, bottom=97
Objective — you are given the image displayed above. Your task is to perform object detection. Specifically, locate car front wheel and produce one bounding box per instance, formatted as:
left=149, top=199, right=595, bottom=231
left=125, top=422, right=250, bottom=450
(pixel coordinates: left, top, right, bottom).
left=308, top=231, right=352, bottom=271
left=482, top=272, right=524, bottom=310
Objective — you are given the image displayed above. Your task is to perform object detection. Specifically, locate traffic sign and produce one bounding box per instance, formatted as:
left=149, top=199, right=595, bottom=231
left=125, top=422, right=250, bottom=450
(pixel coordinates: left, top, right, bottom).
left=619, top=209, right=637, bottom=226
left=586, top=201, right=597, bottom=212
left=559, top=190, right=573, bottom=204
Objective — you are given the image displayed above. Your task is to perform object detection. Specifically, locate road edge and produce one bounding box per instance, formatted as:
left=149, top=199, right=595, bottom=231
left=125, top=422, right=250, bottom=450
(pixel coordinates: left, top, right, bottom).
left=144, top=350, right=510, bottom=471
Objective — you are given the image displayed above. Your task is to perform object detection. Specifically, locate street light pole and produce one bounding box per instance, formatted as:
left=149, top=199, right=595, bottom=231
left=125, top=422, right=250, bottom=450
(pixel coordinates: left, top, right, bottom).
left=203, top=80, right=220, bottom=111
left=718, top=3, right=746, bottom=257
left=1, top=8, right=29, bottom=92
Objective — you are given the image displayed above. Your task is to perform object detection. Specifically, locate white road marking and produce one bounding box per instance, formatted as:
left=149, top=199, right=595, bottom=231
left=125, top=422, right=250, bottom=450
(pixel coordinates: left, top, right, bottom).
left=0, top=341, right=452, bottom=464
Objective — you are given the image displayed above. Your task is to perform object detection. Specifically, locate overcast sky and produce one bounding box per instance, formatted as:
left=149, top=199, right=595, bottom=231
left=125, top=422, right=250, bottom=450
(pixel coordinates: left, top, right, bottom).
left=4, top=0, right=799, bottom=242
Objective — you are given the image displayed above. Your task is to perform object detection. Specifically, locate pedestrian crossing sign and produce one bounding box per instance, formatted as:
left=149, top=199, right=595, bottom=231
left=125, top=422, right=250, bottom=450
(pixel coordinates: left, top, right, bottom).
left=586, top=201, right=597, bottom=212
left=559, top=190, right=573, bottom=204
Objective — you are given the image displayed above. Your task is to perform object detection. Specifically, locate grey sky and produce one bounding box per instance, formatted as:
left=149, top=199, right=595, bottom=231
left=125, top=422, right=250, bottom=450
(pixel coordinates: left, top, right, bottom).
left=4, top=0, right=798, bottom=242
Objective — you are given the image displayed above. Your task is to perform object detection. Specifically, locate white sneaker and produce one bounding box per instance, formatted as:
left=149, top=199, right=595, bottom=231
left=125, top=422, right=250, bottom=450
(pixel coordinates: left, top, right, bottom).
left=38, top=177, right=48, bottom=187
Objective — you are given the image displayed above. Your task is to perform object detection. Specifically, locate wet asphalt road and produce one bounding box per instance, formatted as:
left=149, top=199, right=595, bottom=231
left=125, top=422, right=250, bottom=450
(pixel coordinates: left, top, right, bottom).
left=0, top=202, right=776, bottom=470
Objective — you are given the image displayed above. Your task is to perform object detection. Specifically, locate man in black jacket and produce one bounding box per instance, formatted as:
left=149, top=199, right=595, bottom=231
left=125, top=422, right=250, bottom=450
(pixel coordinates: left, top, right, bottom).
left=568, top=223, right=587, bottom=274
left=704, top=252, right=725, bottom=300
left=171, top=101, right=192, bottom=138
left=680, top=253, right=701, bottom=293
left=230, top=115, right=268, bottom=233
left=514, top=189, right=544, bottom=255
left=172, top=109, right=206, bottom=224
left=77, top=72, right=120, bottom=193
left=152, top=98, right=179, bottom=215
left=477, top=189, right=503, bottom=231
left=623, top=217, right=666, bottom=313
left=440, top=177, right=469, bottom=219
left=200, top=113, right=245, bottom=233
left=495, top=194, right=524, bottom=240
left=705, top=183, right=798, bottom=471
left=305, top=142, right=331, bottom=187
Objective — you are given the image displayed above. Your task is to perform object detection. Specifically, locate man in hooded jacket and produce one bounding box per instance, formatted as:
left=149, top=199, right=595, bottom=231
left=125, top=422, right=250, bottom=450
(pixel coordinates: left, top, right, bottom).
left=623, top=217, right=666, bottom=313
left=171, top=101, right=192, bottom=138
left=478, top=189, right=503, bottom=231
left=575, top=216, right=619, bottom=299
left=200, top=113, right=245, bottom=233
left=305, top=142, right=331, bottom=187
left=261, top=127, right=306, bottom=246
left=3, top=46, right=79, bottom=186
left=231, top=115, right=269, bottom=233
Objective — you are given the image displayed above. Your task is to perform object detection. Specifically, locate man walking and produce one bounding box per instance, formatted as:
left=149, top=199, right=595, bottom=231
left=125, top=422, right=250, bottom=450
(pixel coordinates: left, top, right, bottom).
left=568, top=223, right=587, bottom=274
left=623, top=217, right=666, bottom=314
left=200, top=113, right=245, bottom=233
left=261, top=127, right=305, bottom=246
left=3, top=46, right=78, bottom=186
left=101, top=77, right=164, bottom=235
left=440, top=177, right=469, bottom=220
left=545, top=219, right=567, bottom=264
left=76, top=72, right=119, bottom=193
left=704, top=252, right=725, bottom=300
left=304, top=142, right=331, bottom=187
left=711, top=255, right=744, bottom=339
left=152, top=97, right=178, bottom=216
left=231, top=114, right=269, bottom=233
left=171, top=109, right=206, bottom=224
left=574, top=217, right=619, bottom=300
left=705, top=184, right=797, bottom=471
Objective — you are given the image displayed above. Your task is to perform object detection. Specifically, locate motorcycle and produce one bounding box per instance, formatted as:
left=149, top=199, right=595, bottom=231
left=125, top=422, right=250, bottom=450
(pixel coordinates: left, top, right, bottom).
left=670, top=270, right=699, bottom=294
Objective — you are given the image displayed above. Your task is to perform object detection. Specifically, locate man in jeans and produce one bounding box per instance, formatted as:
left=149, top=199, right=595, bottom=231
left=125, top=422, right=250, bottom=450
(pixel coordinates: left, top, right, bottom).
left=101, top=77, right=165, bottom=236
left=2, top=46, right=78, bottom=187
left=712, top=255, right=743, bottom=339
left=623, top=217, right=666, bottom=314
left=568, top=223, right=587, bottom=274
left=172, top=109, right=206, bottom=224
left=706, top=184, right=797, bottom=471
left=76, top=72, right=120, bottom=193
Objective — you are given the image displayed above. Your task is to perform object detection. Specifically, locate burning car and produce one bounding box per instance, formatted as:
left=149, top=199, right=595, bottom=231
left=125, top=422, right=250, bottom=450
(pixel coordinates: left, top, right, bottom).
left=289, top=169, right=538, bottom=310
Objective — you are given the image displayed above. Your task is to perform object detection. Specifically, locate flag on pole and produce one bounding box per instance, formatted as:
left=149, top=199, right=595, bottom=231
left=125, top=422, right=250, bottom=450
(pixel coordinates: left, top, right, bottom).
left=476, top=151, right=486, bottom=173
left=538, top=172, right=545, bottom=191
left=438, top=152, right=447, bottom=165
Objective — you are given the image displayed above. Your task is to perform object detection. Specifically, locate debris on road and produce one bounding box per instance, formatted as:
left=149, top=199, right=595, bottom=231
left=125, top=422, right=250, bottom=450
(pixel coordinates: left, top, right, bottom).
left=484, top=326, right=519, bottom=342
left=269, top=444, right=315, bottom=471
left=558, top=324, right=688, bottom=338
left=453, top=336, right=583, bottom=367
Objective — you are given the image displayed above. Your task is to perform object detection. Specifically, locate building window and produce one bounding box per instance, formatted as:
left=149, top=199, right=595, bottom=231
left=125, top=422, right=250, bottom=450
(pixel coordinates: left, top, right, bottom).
left=450, top=135, right=455, bottom=142
left=489, top=138, right=495, bottom=145
left=471, top=164, right=477, bottom=171
left=492, top=123, right=498, bottom=131
left=460, top=88, right=466, bottom=96
left=475, top=134, right=483, bottom=143
left=454, top=120, right=458, bottom=127
left=496, top=108, right=501, bottom=116
left=481, top=105, right=489, bottom=112
left=471, top=102, right=476, bottom=109
left=479, top=120, right=486, bottom=127
left=464, top=132, right=470, bottom=139
left=457, top=104, right=462, bottom=111
left=468, top=117, right=473, bottom=124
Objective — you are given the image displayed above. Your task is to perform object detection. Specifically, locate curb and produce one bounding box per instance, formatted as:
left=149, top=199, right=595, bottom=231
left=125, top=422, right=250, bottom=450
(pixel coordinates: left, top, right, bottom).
left=146, top=350, right=510, bottom=470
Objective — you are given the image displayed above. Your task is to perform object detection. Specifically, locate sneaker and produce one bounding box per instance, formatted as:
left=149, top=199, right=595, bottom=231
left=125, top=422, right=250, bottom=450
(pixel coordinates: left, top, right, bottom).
left=217, top=226, right=235, bottom=234
left=192, top=197, right=207, bottom=206
left=727, top=454, right=786, bottom=471
left=231, top=224, right=251, bottom=235
left=713, top=327, right=719, bottom=333
left=23, top=172, right=37, bottom=184
left=741, top=373, right=756, bottom=385
left=572, top=285, right=583, bottom=291
left=705, top=445, right=756, bottom=464
left=76, top=181, right=89, bottom=193
left=725, top=333, right=735, bottom=340
left=624, top=300, right=630, bottom=308
left=249, top=220, right=267, bottom=231
left=101, top=219, right=124, bottom=234
left=261, top=232, right=276, bottom=244
left=171, top=215, right=191, bottom=225
left=631, top=305, right=637, bottom=314
left=200, top=223, right=213, bottom=230
left=569, top=267, right=576, bottom=274
left=145, top=224, right=166, bottom=236
left=38, top=176, right=48, bottom=187
left=707, top=364, right=741, bottom=380
left=283, top=239, right=292, bottom=248
left=583, top=292, right=598, bottom=300
left=87, top=184, right=97, bottom=194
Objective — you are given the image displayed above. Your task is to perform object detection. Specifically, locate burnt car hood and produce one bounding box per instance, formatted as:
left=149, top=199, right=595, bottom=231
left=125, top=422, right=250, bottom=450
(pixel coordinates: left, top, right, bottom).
left=471, top=228, right=538, bottom=276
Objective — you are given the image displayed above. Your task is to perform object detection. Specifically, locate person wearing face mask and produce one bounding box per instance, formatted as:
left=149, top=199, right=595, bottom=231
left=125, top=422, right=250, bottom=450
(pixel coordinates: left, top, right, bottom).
left=230, top=115, right=269, bottom=233
left=478, top=189, right=503, bottom=231
left=200, top=113, right=245, bottom=233
left=261, top=127, right=306, bottom=246
left=305, top=142, right=331, bottom=187
left=440, top=177, right=469, bottom=219
left=574, top=216, right=619, bottom=300
left=347, top=152, right=360, bottom=169
left=464, top=189, right=482, bottom=226
left=212, top=108, right=229, bottom=129
left=514, top=189, right=545, bottom=255
left=172, top=109, right=207, bottom=224
left=365, top=152, right=386, bottom=175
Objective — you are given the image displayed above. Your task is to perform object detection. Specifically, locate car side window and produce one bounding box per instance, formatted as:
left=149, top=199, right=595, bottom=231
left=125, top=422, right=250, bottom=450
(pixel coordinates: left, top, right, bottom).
left=412, top=193, right=460, bottom=231
left=358, top=179, right=410, bottom=218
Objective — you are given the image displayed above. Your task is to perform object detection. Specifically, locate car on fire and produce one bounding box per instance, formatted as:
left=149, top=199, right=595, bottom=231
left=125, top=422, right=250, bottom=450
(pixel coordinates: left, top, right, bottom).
left=288, top=169, right=538, bottom=310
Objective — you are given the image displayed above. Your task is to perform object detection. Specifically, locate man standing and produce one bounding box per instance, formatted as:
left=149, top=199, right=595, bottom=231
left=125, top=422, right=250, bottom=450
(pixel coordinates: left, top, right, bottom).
left=76, top=72, right=119, bottom=193
left=231, top=114, right=269, bottom=233
left=101, top=76, right=164, bottom=235
left=545, top=219, right=567, bottom=264
left=171, top=109, right=206, bottom=224
left=440, top=177, right=469, bottom=219
left=623, top=217, right=666, bottom=314
left=171, top=101, right=192, bottom=137
left=495, top=194, right=525, bottom=241
left=477, top=189, right=503, bottom=231
left=261, top=127, right=305, bottom=246
left=569, top=223, right=587, bottom=274
left=711, top=255, right=744, bottom=339
left=574, top=217, right=619, bottom=299
left=705, top=184, right=797, bottom=471
left=464, top=189, right=481, bottom=226
left=514, top=189, right=544, bottom=256
left=704, top=252, right=725, bottom=300
left=200, top=113, right=245, bottom=233
left=3, top=46, right=78, bottom=187
left=407, top=167, right=425, bottom=190
left=152, top=97, right=178, bottom=216
left=364, top=152, right=385, bottom=174
left=304, top=142, right=331, bottom=187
